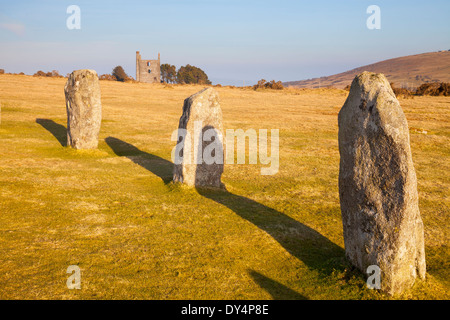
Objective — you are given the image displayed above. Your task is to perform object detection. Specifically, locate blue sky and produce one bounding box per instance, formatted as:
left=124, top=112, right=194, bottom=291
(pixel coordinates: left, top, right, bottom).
left=1, top=0, right=449, bottom=85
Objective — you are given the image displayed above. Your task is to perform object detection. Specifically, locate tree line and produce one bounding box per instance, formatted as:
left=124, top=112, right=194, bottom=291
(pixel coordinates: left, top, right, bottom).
left=107, top=64, right=211, bottom=85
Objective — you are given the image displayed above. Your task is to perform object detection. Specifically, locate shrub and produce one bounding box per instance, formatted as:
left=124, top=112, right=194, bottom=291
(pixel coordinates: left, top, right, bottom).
left=390, top=82, right=414, bottom=98
left=99, top=74, right=117, bottom=81
left=112, top=66, right=128, bottom=82
left=161, top=64, right=177, bottom=83
left=33, top=70, right=46, bottom=77
left=51, top=70, right=62, bottom=77
left=176, top=65, right=211, bottom=85
left=268, top=80, right=284, bottom=90
left=253, top=79, right=284, bottom=90
left=416, top=82, right=450, bottom=96
left=33, top=70, right=62, bottom=77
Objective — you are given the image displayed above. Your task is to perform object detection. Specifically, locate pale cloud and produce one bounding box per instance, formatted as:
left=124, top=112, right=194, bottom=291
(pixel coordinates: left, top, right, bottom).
left=0, top=22, right=26, bottom=36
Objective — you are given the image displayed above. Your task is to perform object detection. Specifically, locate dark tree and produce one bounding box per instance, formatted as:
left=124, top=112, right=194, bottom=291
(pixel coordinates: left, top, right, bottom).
left=112, top=66, right=128, bottom=82
left=176, top=64, right=211, bottom=85
left=161, top=64, right=177, bottom=83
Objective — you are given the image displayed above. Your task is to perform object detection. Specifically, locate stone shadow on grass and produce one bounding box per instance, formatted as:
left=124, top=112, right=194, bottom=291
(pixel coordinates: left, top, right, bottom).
left=191, top=124, right=345, bottom=275
left=248, top=270, right=308, bottom=300
left=104, top=142, right=345, bottom=276
left=36, top=118, right=67, bottom=147
left=196, top=187, right=345, bottom=276
left=105, top=137, right=173, bottom=184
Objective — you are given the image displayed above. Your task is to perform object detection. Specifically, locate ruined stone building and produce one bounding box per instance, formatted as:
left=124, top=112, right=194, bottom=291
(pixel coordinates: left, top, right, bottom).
left=136, top=51, right=161, bottom=83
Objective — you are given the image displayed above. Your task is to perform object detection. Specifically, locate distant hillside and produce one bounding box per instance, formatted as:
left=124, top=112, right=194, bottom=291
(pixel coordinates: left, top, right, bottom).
left=284, top=51, right=450, bottom=89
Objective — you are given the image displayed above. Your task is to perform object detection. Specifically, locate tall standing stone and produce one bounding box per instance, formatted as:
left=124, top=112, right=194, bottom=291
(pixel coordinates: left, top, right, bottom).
left=338, top=72, right=426, bottom=295
left=64, top=69, right=102, bottom=149
left=173, top=87, right=224, bottom=188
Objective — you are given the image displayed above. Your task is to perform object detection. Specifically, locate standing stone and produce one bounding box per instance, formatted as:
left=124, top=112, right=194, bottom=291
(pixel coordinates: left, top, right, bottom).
left=64, top=69, right=102, bottom=149
left=338, top=72, right=426, bottom=295
left=173, top=87, right=224, bottom=188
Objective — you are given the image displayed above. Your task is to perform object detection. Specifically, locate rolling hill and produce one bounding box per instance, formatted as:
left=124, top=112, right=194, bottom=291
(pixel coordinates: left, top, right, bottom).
left=284, top=51, right=450, bottom=89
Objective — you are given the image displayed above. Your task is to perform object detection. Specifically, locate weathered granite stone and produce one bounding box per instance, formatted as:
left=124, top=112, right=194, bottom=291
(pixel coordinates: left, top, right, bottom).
left=64, top=69, right=102, bottom=149
left=173, top=87, right=224, bottom=188
left=338, top=72, right=426, bottom=295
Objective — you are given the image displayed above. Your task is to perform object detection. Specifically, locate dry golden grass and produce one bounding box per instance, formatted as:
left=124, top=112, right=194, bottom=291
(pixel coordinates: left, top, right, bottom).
left=0, top=74, right=448, bottom=299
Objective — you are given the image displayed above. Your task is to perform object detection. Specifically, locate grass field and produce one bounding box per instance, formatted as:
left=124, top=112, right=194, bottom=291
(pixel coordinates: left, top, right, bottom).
left=0, top=74, right=448, bottom=299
